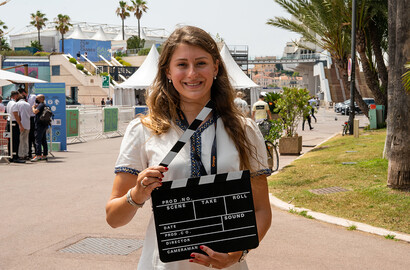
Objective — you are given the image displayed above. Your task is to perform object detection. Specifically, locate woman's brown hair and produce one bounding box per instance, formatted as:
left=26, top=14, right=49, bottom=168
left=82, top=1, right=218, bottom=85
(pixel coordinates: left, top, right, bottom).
left=141, top=25, right=256, bottom=171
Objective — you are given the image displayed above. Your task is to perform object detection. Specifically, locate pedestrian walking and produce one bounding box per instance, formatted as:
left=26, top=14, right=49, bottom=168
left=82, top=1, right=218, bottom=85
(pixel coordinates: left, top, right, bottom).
left=105, top=25, right=272, bottom=270
left=27, top=92, right=37, bottom=158
left=309, top=97, right=317, bottom=123
left=252, top=94, right=272, bottom=122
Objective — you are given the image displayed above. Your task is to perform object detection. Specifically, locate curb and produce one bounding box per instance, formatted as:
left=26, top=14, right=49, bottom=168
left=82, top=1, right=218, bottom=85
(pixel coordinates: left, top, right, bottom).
left=268, top=132, right=410, bottom=243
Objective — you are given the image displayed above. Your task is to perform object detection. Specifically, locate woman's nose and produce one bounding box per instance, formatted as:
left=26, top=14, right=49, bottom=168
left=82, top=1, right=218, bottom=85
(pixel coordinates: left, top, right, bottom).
left=187, top=65, right=198, bottom=77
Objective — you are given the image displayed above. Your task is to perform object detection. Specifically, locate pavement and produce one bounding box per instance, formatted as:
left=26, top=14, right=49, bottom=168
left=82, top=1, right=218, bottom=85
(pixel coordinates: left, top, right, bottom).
left=1, top=108, right=409, bottom=270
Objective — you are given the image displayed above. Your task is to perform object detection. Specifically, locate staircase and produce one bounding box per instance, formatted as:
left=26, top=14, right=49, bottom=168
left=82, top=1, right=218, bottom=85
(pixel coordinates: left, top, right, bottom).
left=49, top=55, right=111, bottom=105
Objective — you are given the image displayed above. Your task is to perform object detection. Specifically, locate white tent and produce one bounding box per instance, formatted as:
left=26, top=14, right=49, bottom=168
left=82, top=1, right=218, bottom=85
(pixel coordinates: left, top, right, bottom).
left=220, top=44, right=261, bottom=106
left=67, top=25, right=87, bottom=40
left=91, top=26, right=109, bottom=41
left=0, top=69, right=47, bottom=86
left=114, top=44, right=159, bottom=105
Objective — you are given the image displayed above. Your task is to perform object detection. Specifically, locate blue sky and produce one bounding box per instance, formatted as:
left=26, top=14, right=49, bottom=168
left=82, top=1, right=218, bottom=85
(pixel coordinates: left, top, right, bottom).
left=1, top=0, right=300, bottom=57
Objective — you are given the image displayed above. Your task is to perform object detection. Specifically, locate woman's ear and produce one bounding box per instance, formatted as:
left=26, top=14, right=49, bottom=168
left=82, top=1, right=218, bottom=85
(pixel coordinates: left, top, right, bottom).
left=213, top=59, right=219, bottom=77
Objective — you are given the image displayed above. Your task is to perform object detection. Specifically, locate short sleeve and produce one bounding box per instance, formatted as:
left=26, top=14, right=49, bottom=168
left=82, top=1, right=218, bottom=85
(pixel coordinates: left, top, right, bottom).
left=114, top=118, right=149, bottom=176
left=244, top=118, right=271, bottom=177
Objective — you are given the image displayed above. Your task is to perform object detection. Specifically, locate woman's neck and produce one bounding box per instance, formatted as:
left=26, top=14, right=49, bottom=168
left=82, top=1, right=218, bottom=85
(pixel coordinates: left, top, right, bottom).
left=180, top=100, right=210, bottom=124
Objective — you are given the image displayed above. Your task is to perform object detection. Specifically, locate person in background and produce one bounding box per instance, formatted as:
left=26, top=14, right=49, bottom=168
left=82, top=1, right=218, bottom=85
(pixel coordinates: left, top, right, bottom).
left=105, top=25, right=272, bottom=270
left=252, top=94, right=272, bottom=122
left=31, top=94, right=49, bottom=162
left=13, top=94, right=31, bottom=160
left=308, top=96, right=317, bottom=123
left=105, top=97, right=111, bottom=106
left=27, top=91, right=37, bottom=159
left=101, top=98, right=106, bottom=106
left=135, top=95, right=140, bottom=105
left=234, top=91, right=250, bottom=116
left=6, top=91, right=25, bottom=163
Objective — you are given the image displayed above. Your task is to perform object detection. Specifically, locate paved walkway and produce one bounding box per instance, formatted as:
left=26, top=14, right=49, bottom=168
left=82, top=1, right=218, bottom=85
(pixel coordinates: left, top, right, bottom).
left=1, top=109, right=409, bottom=269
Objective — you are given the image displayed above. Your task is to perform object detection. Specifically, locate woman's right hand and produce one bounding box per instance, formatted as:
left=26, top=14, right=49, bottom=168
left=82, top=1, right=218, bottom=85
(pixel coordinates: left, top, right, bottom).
left=131, top=166, right=168, bottom=204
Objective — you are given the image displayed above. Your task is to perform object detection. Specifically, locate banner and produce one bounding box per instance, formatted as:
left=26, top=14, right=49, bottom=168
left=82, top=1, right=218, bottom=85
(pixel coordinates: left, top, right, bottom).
left=66, top=108, right=79, bottom=137
left=103, top=107, right=119, bottom=133
left=34, top=83, right=67, bottom=151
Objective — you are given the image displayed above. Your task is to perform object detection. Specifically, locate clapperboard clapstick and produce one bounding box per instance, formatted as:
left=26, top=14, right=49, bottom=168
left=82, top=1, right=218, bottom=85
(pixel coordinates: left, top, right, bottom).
left=151, top=100, right=259, bottom=263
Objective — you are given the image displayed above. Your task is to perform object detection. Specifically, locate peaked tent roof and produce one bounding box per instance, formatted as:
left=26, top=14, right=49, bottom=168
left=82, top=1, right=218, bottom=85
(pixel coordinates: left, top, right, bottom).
left=116, top=44, right=159, bottom=90
left=220, top=44, right=259, bottom=89
left=0, top=69, right=47, bottom=86
left=91, top=26, right=109, bottom=41
left=67, top=25, right=88, bottom=39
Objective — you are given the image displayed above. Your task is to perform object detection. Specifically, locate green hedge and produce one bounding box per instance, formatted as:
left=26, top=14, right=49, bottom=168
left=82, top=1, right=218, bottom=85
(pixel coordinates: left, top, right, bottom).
left=69, top=58, right=77, bottom=64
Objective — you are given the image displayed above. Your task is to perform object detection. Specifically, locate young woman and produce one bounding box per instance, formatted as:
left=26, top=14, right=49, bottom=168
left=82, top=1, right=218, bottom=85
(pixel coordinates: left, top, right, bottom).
left=106, top=26, right=272, bottom=270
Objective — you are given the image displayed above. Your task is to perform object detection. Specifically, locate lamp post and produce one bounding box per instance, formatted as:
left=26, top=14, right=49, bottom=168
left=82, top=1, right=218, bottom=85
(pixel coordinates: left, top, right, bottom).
left=348, top=0, right=357, bottom=135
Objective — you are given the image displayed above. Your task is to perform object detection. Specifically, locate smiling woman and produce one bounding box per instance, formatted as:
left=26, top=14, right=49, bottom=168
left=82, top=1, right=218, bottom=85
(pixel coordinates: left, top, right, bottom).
left=106, top=26, right=272, bottom=270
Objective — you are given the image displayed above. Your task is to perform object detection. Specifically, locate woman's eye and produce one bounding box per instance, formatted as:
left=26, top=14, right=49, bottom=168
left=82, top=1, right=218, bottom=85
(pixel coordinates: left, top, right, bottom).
left=197, top=61, right=207, bottom=66
left=177, top=63, right=186, bottom=67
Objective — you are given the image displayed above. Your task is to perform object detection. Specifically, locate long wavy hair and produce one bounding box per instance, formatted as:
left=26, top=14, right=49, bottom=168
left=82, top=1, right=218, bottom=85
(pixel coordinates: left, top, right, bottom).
left=141, top=26, right=256, bottom=170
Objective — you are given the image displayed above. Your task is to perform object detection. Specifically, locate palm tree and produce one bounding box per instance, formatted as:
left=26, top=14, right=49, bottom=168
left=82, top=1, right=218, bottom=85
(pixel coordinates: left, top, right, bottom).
left=30, top=10, right=48, bottom=47
left=129, top=0, right=148, bottom=40
left=0, top=19, right=7, bottom=37
left=267, top=0, right=383, bottom=117
left=116, top=1, right=130, bottom=40
left=54, top=14, right=72, bottom=53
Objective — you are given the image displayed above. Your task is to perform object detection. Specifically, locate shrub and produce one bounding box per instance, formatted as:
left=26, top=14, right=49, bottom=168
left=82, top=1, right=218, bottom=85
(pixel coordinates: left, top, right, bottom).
left=264, top=92, right=282, bottom=114
left=138, top=47, right=151, bottom=56
left=122, top=61, right=132, bottom=66
left=34, top=51, right=51, bottom=56
left=76, top=63, right=84, bottom=70
left=69, top=57, right=77, bottom=64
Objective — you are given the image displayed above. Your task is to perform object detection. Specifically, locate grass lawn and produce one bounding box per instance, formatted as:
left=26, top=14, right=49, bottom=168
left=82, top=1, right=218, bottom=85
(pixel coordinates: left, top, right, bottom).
left=268, top=129, right=410, bottom=234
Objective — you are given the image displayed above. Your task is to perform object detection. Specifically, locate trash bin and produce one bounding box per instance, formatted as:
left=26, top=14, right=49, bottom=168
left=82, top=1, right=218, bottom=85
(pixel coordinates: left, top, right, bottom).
left=369, top=107, right=377, bottom=129
left=376, top=105, right=385, bottom=128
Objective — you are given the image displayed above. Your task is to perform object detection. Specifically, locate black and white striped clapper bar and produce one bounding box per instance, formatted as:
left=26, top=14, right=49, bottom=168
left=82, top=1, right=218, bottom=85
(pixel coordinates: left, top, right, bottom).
left=151, top=101, right=259, bottom=263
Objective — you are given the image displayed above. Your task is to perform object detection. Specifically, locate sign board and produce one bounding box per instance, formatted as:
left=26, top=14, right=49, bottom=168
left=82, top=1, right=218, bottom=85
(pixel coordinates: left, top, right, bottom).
left=66, top=108, right=79, bottom=137
left=102, top=75, right=110, bottom=88
left=151, top=170, right=259, bottom=263
left=134, top=106, right=148, bottom=116
left=103, top=107, right=119, bottom=133
left=34, top=83, right=67, bottom=151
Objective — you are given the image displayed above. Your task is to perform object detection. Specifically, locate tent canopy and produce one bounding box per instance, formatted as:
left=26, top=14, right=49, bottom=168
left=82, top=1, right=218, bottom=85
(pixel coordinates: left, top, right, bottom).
left=91, top=26, right=109, bottom=41
left=220, top=44, right=259, bottom=89
left=116, top=44, right=159, bottom=90
left=0, top=69, right=47, bottom=87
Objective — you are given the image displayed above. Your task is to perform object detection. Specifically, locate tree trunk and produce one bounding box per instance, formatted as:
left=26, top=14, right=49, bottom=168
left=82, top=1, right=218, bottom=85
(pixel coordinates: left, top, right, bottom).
left=386, top=0, right=410, bottom=189
left=369, top=20, right=388, bottom=95
left=356, top=30, right=387, bottom=108
left=37, top=30, right=41, bottom=46
left=61, top=35, right=64, bottom=53
left=334, top=59, right=369, bottom=117
left=122, top=19, right=125, bottom=40
left=138, top=19, right=141, bottom=41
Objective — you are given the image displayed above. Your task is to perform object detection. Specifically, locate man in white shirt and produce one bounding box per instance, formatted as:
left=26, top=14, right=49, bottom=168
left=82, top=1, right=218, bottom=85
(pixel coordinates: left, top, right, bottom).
left=13, top=95, right=32, bottom=160
left=252, top=94, right=272, bottom=122
left=6, top=91, right=25, bottom=163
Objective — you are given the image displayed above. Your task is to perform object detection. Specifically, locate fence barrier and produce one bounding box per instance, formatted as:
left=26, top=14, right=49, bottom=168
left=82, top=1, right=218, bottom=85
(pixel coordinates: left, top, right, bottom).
left=0, top=113, right=12, bottom=163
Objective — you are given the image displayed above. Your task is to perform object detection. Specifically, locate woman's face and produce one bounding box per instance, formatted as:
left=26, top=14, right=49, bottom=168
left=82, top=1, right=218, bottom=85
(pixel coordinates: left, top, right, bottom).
left=167, top=43, right=219, bottom=105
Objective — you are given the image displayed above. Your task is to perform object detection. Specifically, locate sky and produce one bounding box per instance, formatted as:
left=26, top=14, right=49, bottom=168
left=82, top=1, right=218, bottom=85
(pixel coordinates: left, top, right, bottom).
left=1, top=0, right=300, bottom=58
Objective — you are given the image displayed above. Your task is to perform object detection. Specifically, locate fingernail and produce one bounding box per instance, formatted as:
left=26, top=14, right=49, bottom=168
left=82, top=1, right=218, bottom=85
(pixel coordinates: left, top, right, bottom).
left=200, top=245, right=204, bottom=250
left=189, top=259, right=194, bottom=262
left=161, top=173, right=164, bottom=178
left=165, top=167, right=169, bottom=171
left=190, top=253, right=195, bottom=257
left=159, top=182, right=163, bottom=186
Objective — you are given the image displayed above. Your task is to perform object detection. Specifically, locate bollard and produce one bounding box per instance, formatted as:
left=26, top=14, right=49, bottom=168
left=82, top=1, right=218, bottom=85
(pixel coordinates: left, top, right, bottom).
left=354, top=119, right=359, bottom=138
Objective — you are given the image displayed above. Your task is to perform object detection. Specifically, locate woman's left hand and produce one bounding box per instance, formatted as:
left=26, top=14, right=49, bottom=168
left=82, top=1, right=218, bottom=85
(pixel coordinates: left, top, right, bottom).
left=189, top=245, right=242, bottom=269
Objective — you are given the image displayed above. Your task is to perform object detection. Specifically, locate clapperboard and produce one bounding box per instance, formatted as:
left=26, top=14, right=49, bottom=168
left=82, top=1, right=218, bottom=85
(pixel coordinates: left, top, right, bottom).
left=151, top=100, right=259, bottom=263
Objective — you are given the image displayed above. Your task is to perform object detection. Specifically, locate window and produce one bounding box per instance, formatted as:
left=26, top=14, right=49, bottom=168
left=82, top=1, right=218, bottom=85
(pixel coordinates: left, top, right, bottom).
left=52, top=65, right=60, bottom=76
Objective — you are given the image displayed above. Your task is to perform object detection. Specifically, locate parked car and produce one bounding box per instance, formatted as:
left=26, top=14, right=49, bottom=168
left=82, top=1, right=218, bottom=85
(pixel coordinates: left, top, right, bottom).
left=357, top=98, right=375, bottom=114
left=335, top=100, right=349, bottom=113
left=66, top=96, right=81, bottom=105
left=340, top=100, right=360, bottom=115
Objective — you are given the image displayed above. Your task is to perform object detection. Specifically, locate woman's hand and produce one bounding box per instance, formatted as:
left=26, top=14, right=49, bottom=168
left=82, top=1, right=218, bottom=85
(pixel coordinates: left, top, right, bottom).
left=131, top=166, right=168, bottom=203
left=189, top=245, right=242, bottom=269
left=106, top=166, right=168, bottom=228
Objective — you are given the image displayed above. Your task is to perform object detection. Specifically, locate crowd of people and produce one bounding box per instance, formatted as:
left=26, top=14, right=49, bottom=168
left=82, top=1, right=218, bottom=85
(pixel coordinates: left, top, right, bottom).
left=3, top=88, right=49, bottom=163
